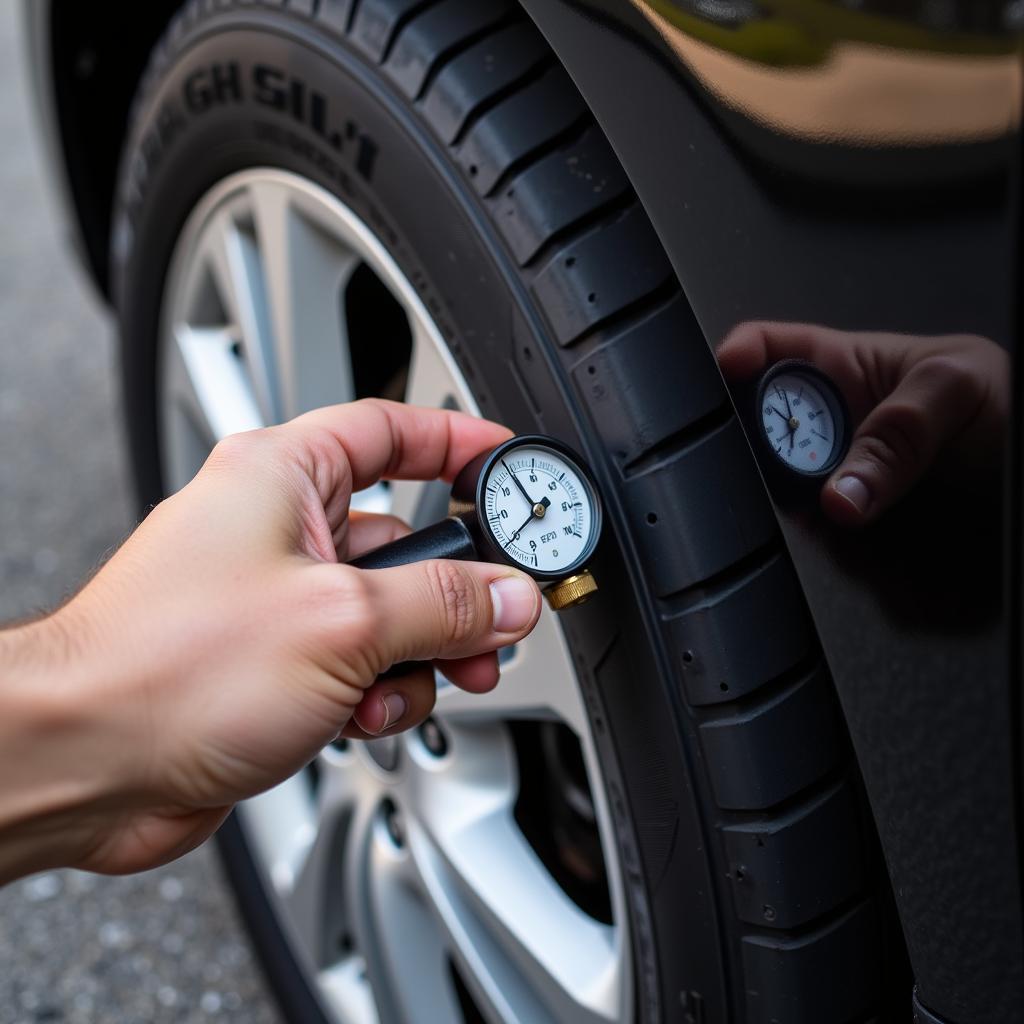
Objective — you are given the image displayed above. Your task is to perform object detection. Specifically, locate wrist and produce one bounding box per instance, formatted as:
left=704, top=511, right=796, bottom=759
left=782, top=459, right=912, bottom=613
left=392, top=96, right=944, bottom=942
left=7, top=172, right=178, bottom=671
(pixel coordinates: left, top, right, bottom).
left=0, top=610, right=130, bottom=882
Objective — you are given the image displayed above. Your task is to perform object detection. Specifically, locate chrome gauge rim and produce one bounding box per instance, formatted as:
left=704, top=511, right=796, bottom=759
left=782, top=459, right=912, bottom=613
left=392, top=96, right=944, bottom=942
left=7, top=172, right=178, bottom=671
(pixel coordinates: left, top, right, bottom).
left=158, top=169, right=632, bottom=1024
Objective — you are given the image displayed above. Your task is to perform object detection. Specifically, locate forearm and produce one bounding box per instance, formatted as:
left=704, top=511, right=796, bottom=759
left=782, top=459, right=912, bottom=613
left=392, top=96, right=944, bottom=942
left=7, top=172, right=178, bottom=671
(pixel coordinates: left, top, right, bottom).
left=0, top=611, right=124, bottom=884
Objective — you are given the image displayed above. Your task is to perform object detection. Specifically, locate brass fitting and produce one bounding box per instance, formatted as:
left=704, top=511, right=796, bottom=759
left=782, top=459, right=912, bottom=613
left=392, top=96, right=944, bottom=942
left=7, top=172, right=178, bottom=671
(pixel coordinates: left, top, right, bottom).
left=545, top=571, right=598, bottom=611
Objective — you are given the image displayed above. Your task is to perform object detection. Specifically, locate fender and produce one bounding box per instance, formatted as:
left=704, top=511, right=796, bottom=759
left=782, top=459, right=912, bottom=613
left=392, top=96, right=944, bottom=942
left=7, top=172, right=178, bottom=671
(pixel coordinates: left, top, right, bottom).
left=518, top=1, right=1024, bottom=1020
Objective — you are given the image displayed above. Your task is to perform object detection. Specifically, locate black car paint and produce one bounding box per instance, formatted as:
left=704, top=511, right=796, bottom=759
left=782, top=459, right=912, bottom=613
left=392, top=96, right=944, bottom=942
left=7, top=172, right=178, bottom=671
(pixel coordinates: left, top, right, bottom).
left=517, top=1, right=1022, bottom=1020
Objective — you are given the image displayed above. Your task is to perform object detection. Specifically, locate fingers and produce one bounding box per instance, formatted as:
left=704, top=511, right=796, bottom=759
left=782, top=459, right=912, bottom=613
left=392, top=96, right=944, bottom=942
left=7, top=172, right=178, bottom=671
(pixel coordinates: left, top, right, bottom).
left=821, top=354, right=984, bottom=526
left=344, top=511, right=412, bottom=560
left=345, top=666, right=437, bottom=738
left=436, top=651, right=501, bottom=692
left=340, top=657, right=500, bottom=742
left=717, top=321, right=853, bottom=381
left=340, top=654, right=500, bottom=740
left=360, top=559, right=541, bottom=665
left=716, top=321, right=911, bottom=418
left=287, top=399, right=511, bottom=505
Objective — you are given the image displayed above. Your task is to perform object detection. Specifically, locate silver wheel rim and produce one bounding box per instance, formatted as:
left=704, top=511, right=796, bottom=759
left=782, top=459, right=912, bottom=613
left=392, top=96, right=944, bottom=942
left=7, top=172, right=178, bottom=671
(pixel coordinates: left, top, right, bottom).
left=158, top=169, right=632, bottom=1024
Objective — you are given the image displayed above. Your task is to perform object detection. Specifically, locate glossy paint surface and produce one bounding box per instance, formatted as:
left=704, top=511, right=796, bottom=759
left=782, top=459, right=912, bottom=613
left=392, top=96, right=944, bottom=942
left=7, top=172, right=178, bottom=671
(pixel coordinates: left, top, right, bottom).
left=521, top=1, right=1021, bottom=1019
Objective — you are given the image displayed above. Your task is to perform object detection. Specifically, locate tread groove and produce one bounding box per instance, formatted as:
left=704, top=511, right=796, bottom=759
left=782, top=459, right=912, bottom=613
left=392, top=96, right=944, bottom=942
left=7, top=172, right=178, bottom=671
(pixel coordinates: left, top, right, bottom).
left=412, top=11, right=521, bottom=102
left=450, top=51, right=556, bottom=146
left=720, top=761, right=849, bottom=825
left=481, top=111, right=591, bottom=199
left=742, top=895, right=871, bottom=946
left=658, top=538, right=782, bottom=616
left=345, top=0, right=361, bottom=33
left=621, top=402, right=733, bottom=478
left=555, top=274, right=679, bottom=350
left=519, top=189, right=635, bottom=271
left=379, top=0, right=443, bottom=63
left=693, top=652, right=824, bottom=726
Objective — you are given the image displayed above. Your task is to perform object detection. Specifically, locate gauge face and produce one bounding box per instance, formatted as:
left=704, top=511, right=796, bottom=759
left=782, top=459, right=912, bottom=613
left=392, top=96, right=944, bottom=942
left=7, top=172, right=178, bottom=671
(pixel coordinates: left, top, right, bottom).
left=478, top=440, right=600, bottom=578
left=757, top=362, right=848, bottom=478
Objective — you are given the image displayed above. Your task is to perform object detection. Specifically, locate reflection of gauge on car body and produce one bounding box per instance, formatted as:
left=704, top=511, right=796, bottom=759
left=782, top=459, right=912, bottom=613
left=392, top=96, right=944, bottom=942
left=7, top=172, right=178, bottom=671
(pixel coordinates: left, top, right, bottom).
left=755, top=360, right=849, bottom=479
left=351, top=434, right=603, bottom=610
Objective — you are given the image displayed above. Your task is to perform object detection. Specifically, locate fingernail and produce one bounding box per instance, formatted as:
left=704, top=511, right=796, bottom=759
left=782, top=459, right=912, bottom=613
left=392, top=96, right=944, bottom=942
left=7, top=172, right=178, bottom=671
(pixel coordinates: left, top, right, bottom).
left=833, top=475, right=871, bottom=515
left=490, top=576, right=538, bottom=634
left=373, top=693, right=407, bottom=734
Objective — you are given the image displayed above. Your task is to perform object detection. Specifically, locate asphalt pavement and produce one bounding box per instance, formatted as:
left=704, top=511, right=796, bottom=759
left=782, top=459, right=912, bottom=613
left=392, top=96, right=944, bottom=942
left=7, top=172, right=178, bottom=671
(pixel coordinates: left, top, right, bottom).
left=0, top=3, right=280, bottom=1021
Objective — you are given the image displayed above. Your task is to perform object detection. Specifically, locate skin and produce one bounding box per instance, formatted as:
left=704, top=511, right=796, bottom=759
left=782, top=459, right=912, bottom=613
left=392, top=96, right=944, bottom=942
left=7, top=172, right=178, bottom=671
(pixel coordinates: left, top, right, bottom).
left=717, top=322, right=1010, bottom=526
left=0, top=400, right=543, bottom=885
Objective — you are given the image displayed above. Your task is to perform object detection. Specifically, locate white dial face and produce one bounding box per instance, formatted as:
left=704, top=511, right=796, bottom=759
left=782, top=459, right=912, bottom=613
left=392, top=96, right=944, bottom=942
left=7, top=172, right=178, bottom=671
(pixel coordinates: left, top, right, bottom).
left=482, top=445, right=595, bottom=574
left=761, top=372, right=838, bottom=474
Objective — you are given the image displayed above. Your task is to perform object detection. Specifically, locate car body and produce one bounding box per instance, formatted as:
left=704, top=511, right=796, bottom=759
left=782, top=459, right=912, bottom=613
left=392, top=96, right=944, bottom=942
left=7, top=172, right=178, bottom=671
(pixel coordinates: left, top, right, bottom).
left=24, top=2, right=1023, bottom=1022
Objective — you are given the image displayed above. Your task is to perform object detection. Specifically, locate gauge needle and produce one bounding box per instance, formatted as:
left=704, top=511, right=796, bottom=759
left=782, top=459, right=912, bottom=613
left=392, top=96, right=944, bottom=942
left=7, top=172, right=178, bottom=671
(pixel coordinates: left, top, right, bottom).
left=502, top=460, right=535, bottom=506
left=778, top=386, right=794, bottom=419
left=506, top=511, right=535, bottom=546
left=769, top=406, right=788, bottom=423
left=505, top=496, right=551, bottom=546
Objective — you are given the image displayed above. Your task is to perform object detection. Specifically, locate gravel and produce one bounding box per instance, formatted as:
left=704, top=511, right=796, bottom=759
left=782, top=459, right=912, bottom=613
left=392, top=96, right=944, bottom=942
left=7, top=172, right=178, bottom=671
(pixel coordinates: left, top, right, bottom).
left=0, top=4, right=280, bottom=1021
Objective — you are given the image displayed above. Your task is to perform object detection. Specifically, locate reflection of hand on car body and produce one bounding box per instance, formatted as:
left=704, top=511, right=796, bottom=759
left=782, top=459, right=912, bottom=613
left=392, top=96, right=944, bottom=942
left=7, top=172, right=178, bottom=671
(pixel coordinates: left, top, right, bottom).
left=0, top=400, right=542, bottom=884
left=718, top=322, right=1010, bottom=526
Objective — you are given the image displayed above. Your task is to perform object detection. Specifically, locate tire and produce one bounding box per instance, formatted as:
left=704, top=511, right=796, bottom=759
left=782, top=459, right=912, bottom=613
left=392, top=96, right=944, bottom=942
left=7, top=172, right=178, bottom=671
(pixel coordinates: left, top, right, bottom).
left=112, top=2, right=906, bottom=1021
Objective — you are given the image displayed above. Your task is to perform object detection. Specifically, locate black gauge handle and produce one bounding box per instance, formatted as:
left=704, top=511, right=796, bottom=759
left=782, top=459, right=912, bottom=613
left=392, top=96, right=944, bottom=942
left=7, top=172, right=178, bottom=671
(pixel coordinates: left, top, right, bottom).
left=349, top=516, right=477, bottom=570
left=347, top=516, right=479, bottom=681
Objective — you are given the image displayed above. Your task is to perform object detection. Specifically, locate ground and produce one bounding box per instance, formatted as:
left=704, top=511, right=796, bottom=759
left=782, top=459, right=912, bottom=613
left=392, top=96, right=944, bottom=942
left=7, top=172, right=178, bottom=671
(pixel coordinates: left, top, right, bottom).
left=0, top=4, right=280, bottom=1021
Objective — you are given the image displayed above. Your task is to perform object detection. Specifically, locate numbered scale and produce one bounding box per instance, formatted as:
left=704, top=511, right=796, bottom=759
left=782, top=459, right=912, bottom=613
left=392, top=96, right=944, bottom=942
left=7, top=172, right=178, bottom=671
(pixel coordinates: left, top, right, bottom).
left=754, top=360, right=850, bottom=480
left=351, top=435, right=603, bottom=610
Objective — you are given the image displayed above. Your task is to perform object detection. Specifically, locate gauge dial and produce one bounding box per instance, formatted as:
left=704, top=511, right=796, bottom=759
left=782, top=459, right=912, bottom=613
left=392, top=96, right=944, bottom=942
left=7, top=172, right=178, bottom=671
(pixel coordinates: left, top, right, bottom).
left=477, top=439, right=600, bottom=580
left=756, top=361, right=848, bottom=478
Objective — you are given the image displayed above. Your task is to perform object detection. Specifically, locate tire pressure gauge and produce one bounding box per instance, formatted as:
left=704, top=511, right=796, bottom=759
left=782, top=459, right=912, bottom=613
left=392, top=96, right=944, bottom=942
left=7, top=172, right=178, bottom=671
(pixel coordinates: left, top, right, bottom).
left=350, top=434, right=603, bottom=611
left=755, top=360, right=850, bottom=480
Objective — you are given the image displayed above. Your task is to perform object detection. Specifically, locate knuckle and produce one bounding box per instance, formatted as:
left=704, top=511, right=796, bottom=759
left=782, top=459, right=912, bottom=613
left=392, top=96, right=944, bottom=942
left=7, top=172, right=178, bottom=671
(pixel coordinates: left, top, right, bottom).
left=427, top=560, right=478, bottom=647
left=206, top=429, right=266, bottom=471
left=919, top=353, right=986, bottom=406
left=206, top=433, right=247, bottom=467
left=324, top=569, right=378, bottom=645
left=858, top=418, right=921, bottom=475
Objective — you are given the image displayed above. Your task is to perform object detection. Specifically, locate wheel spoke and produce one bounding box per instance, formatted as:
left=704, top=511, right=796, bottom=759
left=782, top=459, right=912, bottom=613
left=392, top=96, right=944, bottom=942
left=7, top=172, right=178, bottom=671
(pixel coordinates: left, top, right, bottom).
left=169, top=325, right=264, bottom=442
left=406, top=789, right=622, bottom=1023
left=352, top=814, right=466, bottom=1023
left=282, top=758, right=364, bottom=968
left=199, top=205, right=280, bottom=424
left=237, top=773, right=318, bottom=894
left=403, top=319, right=470, bottom=410
left=249, top=179, right=360, bottom=421
left=389, top=319, right=478, bottom=528
left=317, top=956, right=380, bottom=1024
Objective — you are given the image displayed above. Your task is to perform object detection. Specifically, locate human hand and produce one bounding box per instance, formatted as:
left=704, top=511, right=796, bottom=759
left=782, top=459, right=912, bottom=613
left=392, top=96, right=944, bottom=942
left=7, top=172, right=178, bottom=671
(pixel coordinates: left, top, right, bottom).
left=717, top=323, right=1009, bottom=526
left=1, top=400, right=542, bottom=879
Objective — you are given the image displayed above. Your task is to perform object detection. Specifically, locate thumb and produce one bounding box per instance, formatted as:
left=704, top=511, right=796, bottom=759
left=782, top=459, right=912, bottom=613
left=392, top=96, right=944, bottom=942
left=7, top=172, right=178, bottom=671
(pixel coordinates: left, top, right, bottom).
left=360, top=559, right=542, bottom=665
left=822, top=355, right=980, bottom=526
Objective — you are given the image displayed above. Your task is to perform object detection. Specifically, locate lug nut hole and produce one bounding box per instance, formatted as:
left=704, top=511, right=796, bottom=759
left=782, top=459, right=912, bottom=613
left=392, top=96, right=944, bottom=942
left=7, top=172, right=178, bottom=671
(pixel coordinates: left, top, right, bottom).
left=419, top=718, right=449, bottom=758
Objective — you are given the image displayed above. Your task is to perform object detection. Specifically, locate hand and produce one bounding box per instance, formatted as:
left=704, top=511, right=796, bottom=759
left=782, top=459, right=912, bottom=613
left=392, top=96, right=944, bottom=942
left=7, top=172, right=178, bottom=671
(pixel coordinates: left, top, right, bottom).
left=0, top=400, right=543, bottom=880
left=717, top=323, right=1010, bottom=526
